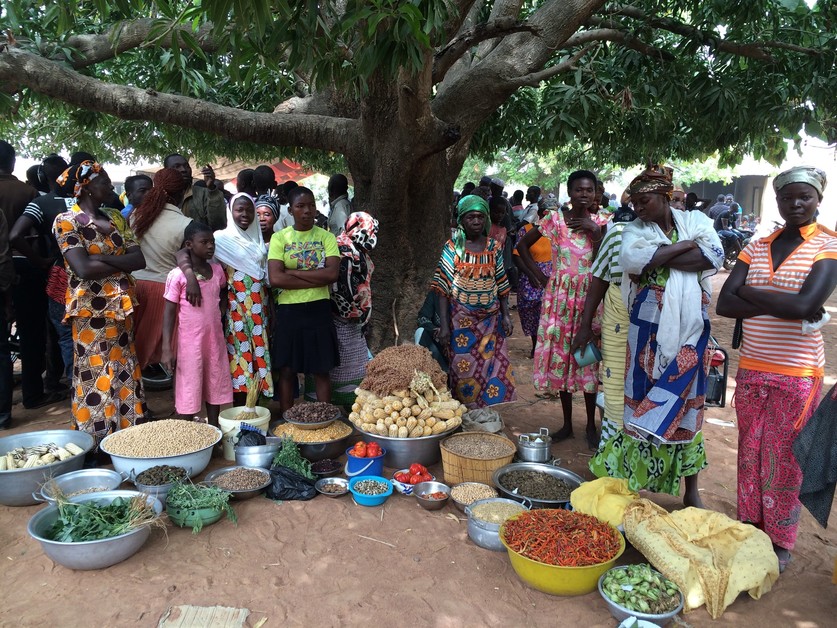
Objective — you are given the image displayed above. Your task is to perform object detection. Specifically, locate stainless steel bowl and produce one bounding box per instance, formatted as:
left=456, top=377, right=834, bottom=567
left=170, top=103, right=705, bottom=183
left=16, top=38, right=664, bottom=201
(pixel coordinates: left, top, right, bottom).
left=598, top=566, right=684, bottom=626
left=360, top=425, right=460, bottom=468
left=0, top=430, right=95, bottom=506
left=450, top=482, right=499, bottom=512
left=492, top=461, right=584, bottom=508
left=297, top=431, right=355, bottom=462
left=101, top=426, right=221, bottom=479
left=36, top=468, right=125, bottom=504
left=203, top=466, right=272, bottom=500
left=315, top=477, right=349, bottom=497
left=234, top=439, right=280, bottom=469
left=465, top=497, right=530, bottom=551
left=413, top=481, right=450, bottom=510
left=27, top=490, right=162, bottom=570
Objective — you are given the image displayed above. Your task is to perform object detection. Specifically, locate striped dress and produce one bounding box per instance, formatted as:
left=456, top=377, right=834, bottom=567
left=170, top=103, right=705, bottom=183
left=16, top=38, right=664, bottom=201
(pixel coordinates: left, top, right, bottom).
left=735, top=222, right=837, bottom=550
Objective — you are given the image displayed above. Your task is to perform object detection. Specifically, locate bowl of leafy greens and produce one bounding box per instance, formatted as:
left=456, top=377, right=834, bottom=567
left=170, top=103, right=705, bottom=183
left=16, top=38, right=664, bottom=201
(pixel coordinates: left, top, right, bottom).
left=27, top=490, right=163, bottom=570
left=165, top=481, right=237, bottom=534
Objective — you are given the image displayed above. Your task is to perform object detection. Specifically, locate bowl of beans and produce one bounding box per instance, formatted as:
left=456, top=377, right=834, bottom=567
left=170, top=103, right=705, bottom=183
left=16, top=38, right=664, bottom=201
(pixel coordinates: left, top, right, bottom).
left=413, top=481, right=451, bottom=511
left=100, top=421, right=222, bottom=479
left=315, top=477, right=349, bottom=498
left=203, top=466, right=272, bottom=500
left=284, top=403, right=341, bottom=431
left=311, top=459, right=343, bottom=478
left=449, top=482, right=499, bottom=512
left=348, top=476, right=393, bottom=507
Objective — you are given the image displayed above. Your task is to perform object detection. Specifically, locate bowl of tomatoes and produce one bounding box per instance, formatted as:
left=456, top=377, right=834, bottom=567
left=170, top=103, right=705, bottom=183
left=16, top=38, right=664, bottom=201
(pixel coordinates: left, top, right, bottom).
left=391, top=463, right=435, bottom=495
left=345, top=441, right=386, bottom=478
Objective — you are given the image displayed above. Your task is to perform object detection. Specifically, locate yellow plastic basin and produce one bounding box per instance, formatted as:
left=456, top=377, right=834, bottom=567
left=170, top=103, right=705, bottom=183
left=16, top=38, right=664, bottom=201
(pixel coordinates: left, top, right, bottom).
left=499, top=515, right=626, bottom=596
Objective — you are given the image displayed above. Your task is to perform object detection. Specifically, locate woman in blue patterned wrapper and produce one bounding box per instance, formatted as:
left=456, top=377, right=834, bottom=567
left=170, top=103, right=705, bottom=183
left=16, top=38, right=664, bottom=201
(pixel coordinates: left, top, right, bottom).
left=431, top=195, right=516, bottom=409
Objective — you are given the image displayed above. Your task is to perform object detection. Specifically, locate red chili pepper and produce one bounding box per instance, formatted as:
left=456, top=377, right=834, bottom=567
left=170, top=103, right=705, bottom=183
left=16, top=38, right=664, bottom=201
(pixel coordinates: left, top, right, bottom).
left=501, top=510, right=620, bottom=567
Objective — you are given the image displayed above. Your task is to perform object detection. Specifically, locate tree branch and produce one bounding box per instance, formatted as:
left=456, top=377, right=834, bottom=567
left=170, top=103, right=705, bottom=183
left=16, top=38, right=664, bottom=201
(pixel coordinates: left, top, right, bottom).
left=509, top=45, right=595, bottom=87
left=433, top=18, right=539, bottom=84
left=567, top=26, right=674, bottom=61
left=0, top=48, right=359, bottom=155
left=62, top=19, right=220, bottom=68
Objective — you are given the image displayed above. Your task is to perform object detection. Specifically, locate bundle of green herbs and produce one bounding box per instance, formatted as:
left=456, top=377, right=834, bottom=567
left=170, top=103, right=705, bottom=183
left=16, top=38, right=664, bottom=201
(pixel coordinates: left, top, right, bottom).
left=165, top=481, right=237, bottom=534
left=272, top=437, right=315, bottom=480
left=48, top=495, right=161, bottom=543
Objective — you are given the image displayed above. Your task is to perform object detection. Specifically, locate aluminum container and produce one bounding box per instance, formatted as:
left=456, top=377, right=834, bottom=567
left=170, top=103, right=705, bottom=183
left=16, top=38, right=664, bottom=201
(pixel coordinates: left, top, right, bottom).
left=465, top=497, right=530, bottom=551
left=516, top=428, right=551, bottom=463
left=204, top=466, right=271, bottom=500
left=234, top=437, right=281, bottom=469
left=360, top=426, right=460, bottom=469
left=492, top=461, right=584, bottom=509
left=100, top=426, right=222, bottom=479
left=0, top=430, right=95, bottom=506
left=27, top=490, right=162, bottom=570
left=35, top=468, right=125, bottom=504
left=598, top=566, right=684, bottom=626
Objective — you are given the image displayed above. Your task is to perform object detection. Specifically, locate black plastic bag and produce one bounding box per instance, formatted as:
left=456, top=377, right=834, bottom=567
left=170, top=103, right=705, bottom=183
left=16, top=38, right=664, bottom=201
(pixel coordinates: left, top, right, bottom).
left=236, top=429, right=266, bottom=447
left=265, top=465, right=317, bottom=501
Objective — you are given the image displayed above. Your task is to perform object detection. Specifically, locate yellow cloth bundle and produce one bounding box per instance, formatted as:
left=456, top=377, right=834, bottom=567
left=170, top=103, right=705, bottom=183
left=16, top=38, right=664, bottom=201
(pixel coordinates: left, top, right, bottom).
left=623, top=499, right=780, bottom=619
left=570, top=477, right=638, bottom=527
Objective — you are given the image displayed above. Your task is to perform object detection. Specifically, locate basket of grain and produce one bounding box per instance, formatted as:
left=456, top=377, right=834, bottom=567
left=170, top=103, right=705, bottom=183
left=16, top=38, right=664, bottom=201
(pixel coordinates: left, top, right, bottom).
left=440, top=432, right=516, bottom=486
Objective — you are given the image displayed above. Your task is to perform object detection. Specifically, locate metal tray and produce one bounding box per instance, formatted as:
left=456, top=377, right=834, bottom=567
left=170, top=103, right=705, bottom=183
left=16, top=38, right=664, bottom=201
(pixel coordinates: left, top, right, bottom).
left=492, top=461, right=584, bottom=508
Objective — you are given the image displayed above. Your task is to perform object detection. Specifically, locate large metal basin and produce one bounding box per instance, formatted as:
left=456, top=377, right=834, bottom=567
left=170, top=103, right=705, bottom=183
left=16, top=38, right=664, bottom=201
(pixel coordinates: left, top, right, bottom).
left=0, top=430, right=95, bottom=506
left=35, top=468, right=126, bottom=504
left=492, top=462, right=584, bottom=508
left=298, top=433, right=355, bottom=462
left=27, top=490, right=162, bottom=570
left=359, top=426, right=460, bottom=469
left=100, top=426, right=221, bottom=479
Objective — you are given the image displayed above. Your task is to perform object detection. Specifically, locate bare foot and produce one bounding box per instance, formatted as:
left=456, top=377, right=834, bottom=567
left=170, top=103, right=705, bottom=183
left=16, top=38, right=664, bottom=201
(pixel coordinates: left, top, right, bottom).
left=586, top=426, right=600, bottom=450
left=773, top=545, right=792, bottom=573
left=683, top=490, right=704, bottom=509
left=551, top=425, right=573, bottom=442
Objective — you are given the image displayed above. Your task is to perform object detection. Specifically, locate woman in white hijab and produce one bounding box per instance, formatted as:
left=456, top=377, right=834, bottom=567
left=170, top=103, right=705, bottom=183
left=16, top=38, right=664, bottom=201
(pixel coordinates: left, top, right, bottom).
left=213, top=192, right=274, bottom=405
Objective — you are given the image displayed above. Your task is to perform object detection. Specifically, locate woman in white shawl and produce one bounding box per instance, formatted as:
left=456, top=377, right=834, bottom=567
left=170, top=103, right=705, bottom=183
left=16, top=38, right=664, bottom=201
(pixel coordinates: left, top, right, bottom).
left=595, top=166, right=722, bottom=508
left=213, top=192, right=273, bottom=405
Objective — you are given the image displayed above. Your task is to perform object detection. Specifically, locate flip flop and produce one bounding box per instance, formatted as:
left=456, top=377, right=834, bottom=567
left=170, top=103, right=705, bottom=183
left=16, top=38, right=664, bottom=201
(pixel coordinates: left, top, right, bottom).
left=778, top=554, right=792, bottom=573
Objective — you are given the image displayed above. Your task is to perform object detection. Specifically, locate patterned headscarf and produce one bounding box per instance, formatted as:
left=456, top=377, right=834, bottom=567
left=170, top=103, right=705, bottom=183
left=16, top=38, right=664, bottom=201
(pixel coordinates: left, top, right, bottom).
left=628, top=164, right=674, bottom=199
left=541, top=197, right=560, bottom=211
left=453, top=195, right=490, bottom=257
left=773, top=166, right=827, bottom=198
left=334, top=212, right=378, bottom=323
left=254, top=194, right=282, bottom=221
left=56, top=161, right=103, bottom=199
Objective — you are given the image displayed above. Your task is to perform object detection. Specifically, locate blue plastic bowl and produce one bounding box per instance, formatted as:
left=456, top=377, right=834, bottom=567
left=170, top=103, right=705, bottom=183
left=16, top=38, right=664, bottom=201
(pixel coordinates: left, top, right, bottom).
left=348, top=476, right=393, bottom=507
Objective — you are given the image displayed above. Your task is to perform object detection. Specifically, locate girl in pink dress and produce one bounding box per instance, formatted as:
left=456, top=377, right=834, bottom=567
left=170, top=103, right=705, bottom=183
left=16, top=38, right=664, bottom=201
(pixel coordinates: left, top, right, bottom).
left=517, top=171, right=608, bottom=449
left=161, top=222, right=232, bottom=427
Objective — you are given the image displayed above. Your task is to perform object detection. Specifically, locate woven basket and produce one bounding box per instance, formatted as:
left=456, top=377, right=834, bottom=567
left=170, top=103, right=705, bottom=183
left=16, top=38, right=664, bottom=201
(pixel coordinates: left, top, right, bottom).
left=440, top=432, right=516, bottom=485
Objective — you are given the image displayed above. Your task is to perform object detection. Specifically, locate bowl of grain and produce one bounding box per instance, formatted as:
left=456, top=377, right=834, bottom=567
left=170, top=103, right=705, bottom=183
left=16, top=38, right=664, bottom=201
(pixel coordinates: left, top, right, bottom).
left=203, top=466, right=271, bottom=500
left=450, top=482, right=499, bottom=512
left=100, top=421, right=222, bottom=479
left=271, top=421, right=355, bottom=462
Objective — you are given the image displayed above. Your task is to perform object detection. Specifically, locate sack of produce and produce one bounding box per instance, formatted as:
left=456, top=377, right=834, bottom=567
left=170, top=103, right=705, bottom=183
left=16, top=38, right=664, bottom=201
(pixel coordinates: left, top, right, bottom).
left=265, top=467, right=317, bottom=501
left=461, top=408, right=503, bottom=433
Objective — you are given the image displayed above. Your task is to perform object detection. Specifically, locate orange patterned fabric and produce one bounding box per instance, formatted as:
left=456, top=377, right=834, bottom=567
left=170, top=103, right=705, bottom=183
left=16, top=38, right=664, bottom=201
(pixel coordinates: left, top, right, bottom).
left=225, top=266, right=273, bottom=397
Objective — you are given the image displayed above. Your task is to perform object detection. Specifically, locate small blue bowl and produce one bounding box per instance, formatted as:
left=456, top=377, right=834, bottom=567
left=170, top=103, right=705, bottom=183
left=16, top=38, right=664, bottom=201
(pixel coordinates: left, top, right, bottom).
left=348, top=476, right=393, bottom=507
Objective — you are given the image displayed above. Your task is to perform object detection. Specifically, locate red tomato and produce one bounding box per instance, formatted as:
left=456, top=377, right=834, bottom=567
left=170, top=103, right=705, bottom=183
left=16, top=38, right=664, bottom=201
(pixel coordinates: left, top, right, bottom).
left=409, top=463, right=425, bottom=476
left=418, top=472, right=433, bottom=483
left=351, top=443, right=367, bottom=457
left=395, top=472, right=410, bottom=483
left=408, top=474, right=424, bottom=485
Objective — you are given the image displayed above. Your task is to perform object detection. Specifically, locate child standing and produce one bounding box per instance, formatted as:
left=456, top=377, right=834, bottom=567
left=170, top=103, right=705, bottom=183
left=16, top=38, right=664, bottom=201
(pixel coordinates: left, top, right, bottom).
left=161, top=222, right=232, bottom=427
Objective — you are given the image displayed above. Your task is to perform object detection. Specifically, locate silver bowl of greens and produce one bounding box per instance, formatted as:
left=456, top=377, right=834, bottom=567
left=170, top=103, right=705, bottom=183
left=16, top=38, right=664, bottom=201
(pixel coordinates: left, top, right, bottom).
left=27, top=490, right=162, bottom=570
left=598, top=564, right=684, bottom=625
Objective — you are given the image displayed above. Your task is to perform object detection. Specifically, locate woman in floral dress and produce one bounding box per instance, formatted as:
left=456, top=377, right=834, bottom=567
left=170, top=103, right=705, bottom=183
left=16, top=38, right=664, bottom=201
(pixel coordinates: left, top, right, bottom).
left=517, top=170, right=606, bottom=448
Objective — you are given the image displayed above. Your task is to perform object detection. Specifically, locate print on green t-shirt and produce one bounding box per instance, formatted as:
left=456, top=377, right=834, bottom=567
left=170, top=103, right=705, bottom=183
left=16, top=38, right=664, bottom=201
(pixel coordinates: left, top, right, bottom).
left=268, top=225, right=339, bottom=305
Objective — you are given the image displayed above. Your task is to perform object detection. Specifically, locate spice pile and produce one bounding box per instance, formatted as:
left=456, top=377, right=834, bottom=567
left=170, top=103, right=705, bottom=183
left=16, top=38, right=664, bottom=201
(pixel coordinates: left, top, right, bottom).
left=443, top=433, right=515, bottom=459
left=450, top=483, right=498, bottom=506
left=1, top=442, right=84, bottom=469
left=502, top=509, right=622, bottom=567
left=212, top=468, right=269, bottom=491
left=349, top=347, right=464, bottom=438
left=352, top=479, right=389, bottom=496
left=272, top=421, right=352, bottom=443
left=499, top=470, right=573, bottom=501
left=136, top=465, right=188, bottom=486
left=601, top=564, right=681, bottom=615
left=103, top=420, right=218, bottom=457
left=420, top=491, right=448, bottom=501
left=285, top=402, right=339, bottom=424
left=471, top=501, right=526, bottom=524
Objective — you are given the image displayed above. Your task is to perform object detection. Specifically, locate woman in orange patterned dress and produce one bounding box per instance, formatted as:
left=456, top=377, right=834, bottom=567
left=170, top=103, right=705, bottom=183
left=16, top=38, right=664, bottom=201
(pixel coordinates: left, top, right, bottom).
left=53, top=162, right=148, bottom=447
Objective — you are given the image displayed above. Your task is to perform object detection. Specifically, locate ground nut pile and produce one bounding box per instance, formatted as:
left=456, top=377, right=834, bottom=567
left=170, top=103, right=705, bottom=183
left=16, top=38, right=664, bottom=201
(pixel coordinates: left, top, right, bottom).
left=450, top=483, right=498, bottom=506
left=212, top=467, right=268, bottom=491
left=103, top=420, right=218, bottom=457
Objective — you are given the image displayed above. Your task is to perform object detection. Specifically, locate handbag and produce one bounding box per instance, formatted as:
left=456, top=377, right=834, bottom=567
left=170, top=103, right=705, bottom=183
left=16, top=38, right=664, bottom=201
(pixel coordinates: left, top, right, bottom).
left=731, top=318, right=743, bottom=350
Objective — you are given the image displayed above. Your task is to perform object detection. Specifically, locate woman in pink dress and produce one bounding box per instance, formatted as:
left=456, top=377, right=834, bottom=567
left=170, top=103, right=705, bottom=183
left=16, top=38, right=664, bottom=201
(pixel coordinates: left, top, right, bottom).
left=161, top=222, right=232, bottom=427
left=517, top=170, right=607, bottom=448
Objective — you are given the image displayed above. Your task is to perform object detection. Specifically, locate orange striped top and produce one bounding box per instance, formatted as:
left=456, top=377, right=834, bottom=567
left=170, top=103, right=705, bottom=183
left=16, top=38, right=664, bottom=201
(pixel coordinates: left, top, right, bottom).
left=738, top=223, right=837, bottom=377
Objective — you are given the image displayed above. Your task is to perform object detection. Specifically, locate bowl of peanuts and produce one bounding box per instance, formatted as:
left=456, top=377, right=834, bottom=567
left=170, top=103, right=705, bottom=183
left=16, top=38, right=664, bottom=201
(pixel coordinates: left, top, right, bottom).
left=100, top=420, right=222, bottom=479
left=449, top=482, right=499, bottom=512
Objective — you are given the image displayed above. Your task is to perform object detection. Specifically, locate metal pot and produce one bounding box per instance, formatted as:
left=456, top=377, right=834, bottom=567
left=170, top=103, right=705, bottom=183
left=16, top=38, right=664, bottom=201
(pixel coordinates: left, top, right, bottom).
left=492, top=461, right=584, bottom=509
left=360, top=426, right=460, bottom=469
left=35, top=468, right=126, bottom=504
left=298, top=433, right=355, bottom=462
left=0, top=430, right=95, bottom=506
left=465, top=497, right=530, bottom=551
left=27, top=490, right=162, bottom=570
left=516, top=428, right=551, bottom=463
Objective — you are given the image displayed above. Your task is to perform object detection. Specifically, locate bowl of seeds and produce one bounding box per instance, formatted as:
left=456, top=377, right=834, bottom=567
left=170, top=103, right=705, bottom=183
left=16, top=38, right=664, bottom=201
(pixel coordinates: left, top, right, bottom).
left=348, top=476, right=393, bottom=507
left=449, top=482, right=499, bottom=512
left=315, top=477, right=349, bottom=498
left=284, top=402, right=341, bottom=430
left=133, top=465, right=189, bottom=505
left=272, top=421, right=354, bottom=461
left=203, top=466, right=272, bottom=500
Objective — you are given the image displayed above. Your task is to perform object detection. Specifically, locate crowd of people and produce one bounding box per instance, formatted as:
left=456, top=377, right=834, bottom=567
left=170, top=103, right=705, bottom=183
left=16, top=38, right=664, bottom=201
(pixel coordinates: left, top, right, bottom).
left=1, top=137, right=835, bottom=572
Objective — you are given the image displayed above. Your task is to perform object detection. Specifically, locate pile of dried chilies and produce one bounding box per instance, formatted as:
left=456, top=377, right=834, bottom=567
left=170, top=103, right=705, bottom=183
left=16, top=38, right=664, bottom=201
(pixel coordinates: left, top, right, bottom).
left=501, top=509, right=621, bottom=567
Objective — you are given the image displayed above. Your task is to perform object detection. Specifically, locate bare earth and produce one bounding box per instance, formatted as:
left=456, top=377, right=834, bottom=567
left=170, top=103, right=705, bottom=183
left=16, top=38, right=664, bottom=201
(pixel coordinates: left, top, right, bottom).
left=1, top=271, right=835, bottom=627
